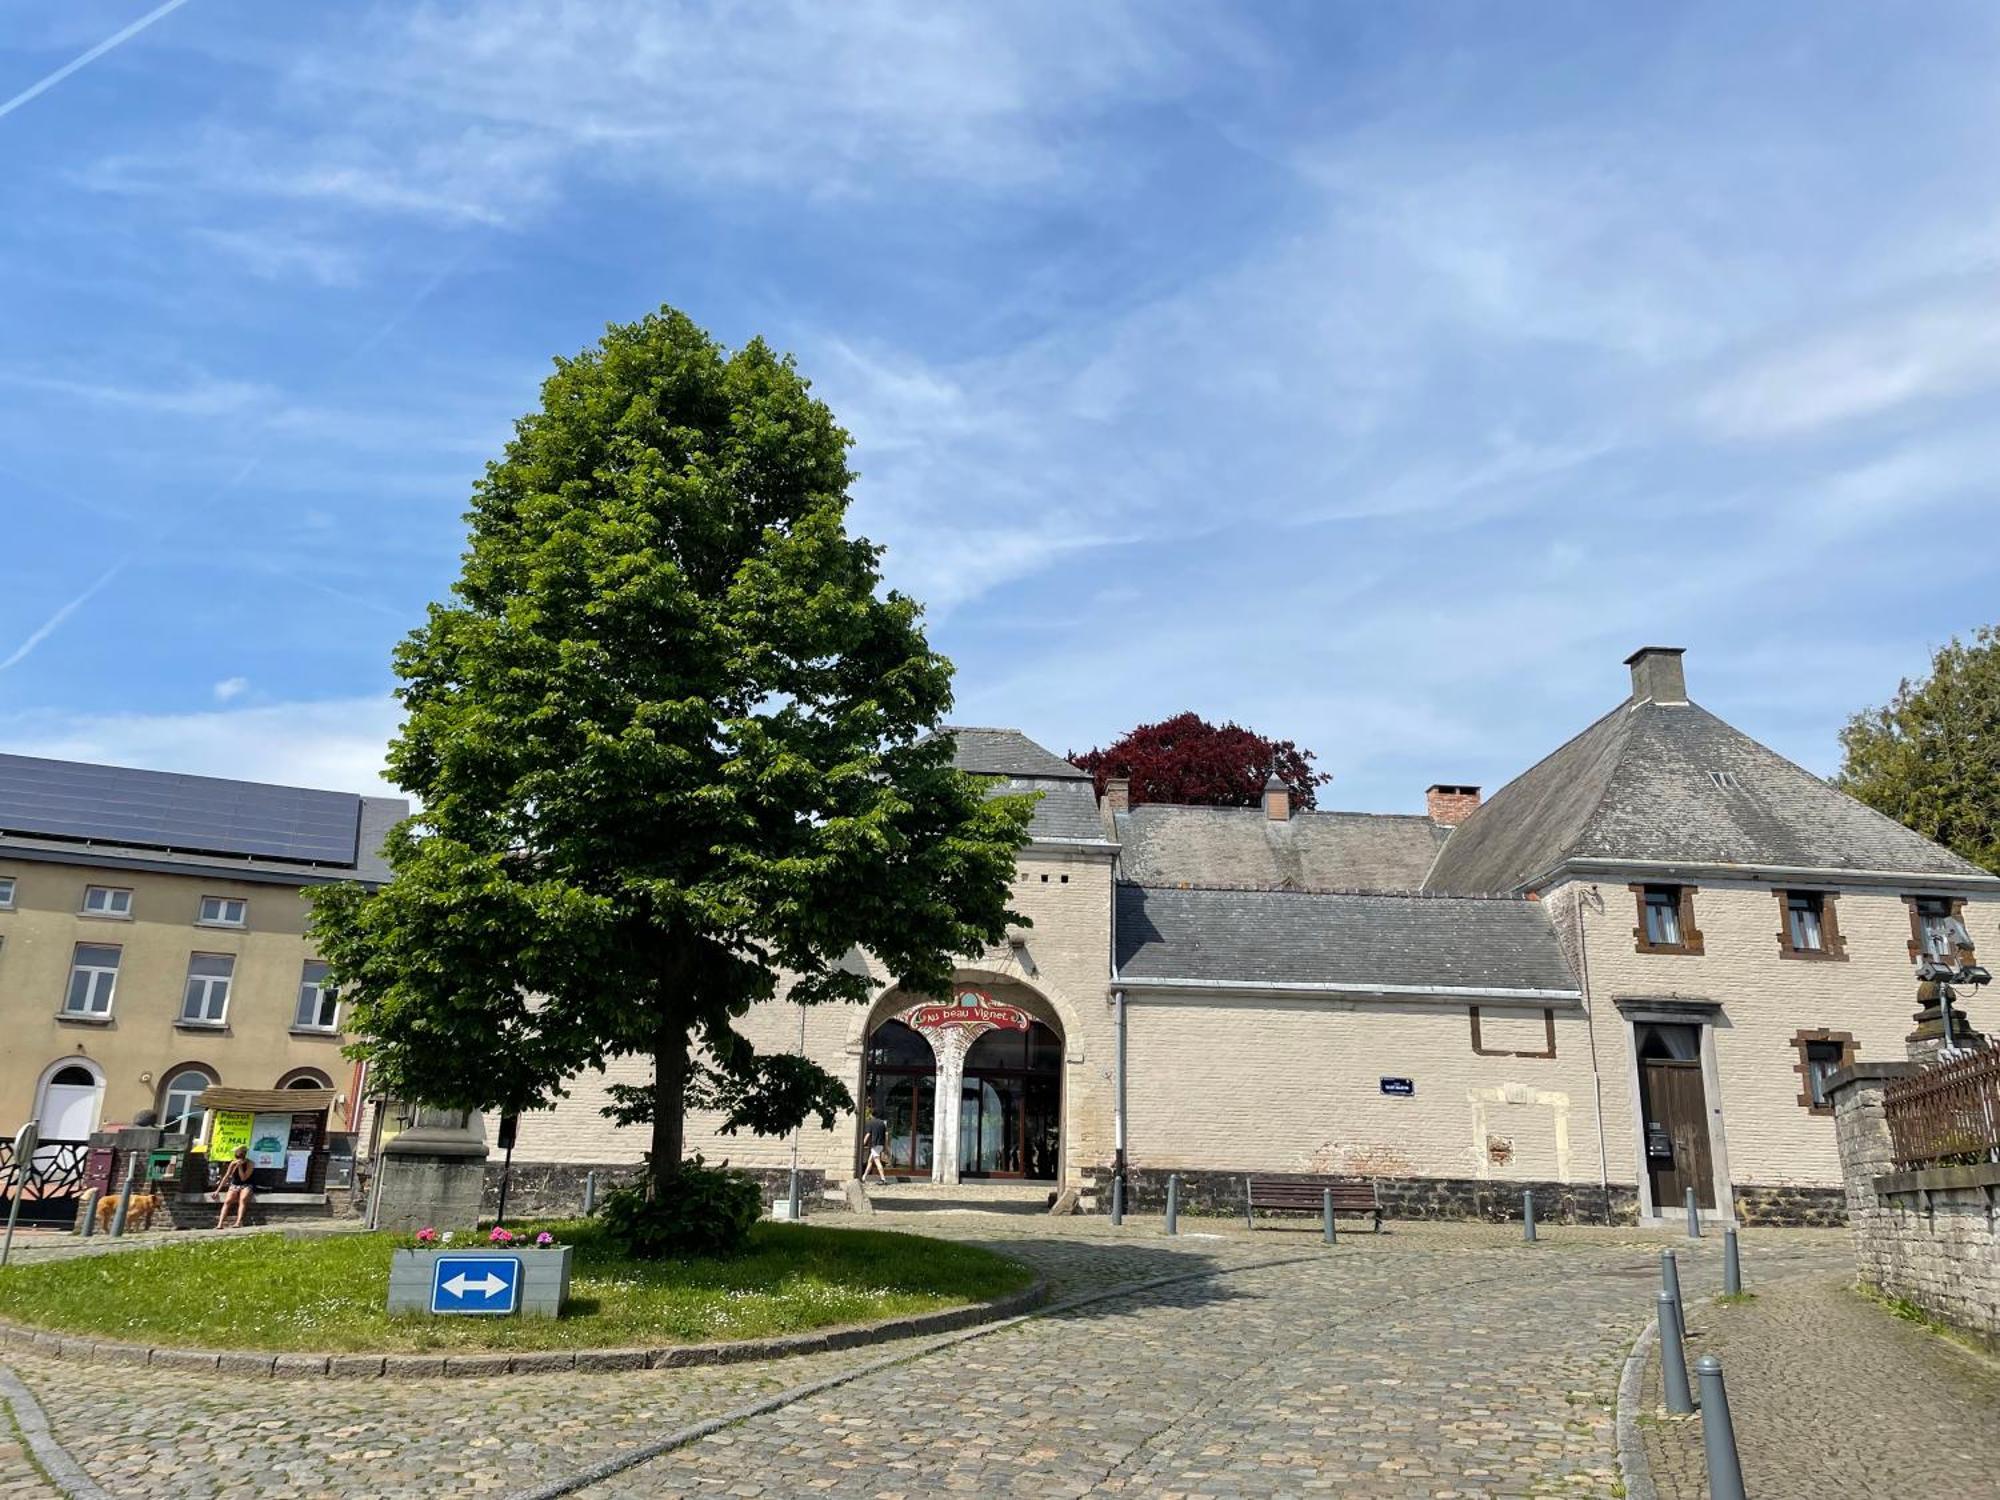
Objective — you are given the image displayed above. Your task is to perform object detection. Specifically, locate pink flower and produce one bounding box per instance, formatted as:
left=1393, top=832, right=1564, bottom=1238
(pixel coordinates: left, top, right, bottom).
left=535, top=1231, right=554, bottom=1247
left=414, top=1227, right=438, bottom=1245
left=489, top=1226, right=514, bottom=1245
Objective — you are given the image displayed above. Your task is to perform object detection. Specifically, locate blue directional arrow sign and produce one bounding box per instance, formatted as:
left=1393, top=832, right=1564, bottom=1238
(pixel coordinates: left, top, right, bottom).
left=430, top=1255, right=521, bottom=1315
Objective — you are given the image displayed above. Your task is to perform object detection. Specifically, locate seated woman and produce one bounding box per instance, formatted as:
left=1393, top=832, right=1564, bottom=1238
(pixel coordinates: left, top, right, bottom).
left=213, top=1146, right=255, bottom=1229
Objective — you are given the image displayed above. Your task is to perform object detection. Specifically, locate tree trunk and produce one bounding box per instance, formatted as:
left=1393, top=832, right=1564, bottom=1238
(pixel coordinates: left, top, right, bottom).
left=648, top=1033, right=689, bottom=1195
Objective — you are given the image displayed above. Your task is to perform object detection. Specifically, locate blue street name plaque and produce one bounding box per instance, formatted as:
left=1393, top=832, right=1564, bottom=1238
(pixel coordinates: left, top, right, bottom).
left=430, top=1254, right=521, bottom=1315
left=1379, top=1077, right=1415, bottom=1097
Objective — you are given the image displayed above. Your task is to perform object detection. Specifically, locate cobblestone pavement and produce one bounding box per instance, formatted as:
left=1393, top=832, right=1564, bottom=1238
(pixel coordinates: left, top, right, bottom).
left=1639, top=1267, right=2000, bottom=1499
left=0, top=1214, right=1857, bottom=1498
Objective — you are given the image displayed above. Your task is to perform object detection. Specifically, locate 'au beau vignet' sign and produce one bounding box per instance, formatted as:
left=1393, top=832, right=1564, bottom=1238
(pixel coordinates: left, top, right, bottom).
left=900, top=991, right=1032, bottom=1035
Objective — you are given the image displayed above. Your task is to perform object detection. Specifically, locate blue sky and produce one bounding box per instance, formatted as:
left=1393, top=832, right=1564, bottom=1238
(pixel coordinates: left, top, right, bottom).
left=4, top=2, right=1999, bottom=812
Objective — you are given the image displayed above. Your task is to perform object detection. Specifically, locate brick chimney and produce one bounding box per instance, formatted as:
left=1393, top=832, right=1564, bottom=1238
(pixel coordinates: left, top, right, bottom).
left=1625, top=645, right=1688, bottom=705
left=1103, top=777, right=1130, bottom=814
left=1426, top=784, right=1481, bottom=825
left=1263, top=773, right=1292, bottom=822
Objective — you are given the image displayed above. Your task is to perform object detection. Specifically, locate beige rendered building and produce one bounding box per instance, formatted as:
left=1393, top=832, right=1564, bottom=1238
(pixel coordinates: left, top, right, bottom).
left=513, top=645, right=1999, bottom=1227
left=0, top=755, right=405, bottom=1146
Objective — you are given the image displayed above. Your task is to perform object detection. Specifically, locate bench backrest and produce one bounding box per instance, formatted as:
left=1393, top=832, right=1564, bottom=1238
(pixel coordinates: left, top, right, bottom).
left=1247, top=1177, right=1378, bottom=1208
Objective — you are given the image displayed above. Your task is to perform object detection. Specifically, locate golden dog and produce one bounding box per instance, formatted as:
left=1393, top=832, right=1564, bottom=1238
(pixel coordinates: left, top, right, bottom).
left=94, top=1189, right=164, bottom=1233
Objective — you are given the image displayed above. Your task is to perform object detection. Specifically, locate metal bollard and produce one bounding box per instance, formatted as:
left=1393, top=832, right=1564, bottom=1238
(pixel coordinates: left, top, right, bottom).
left=1657, top=1290, right=1693, bottom=1415
left=1695, top=1355, right=1747, bottom=1500
left=1723, top=1226, right=1742, bottom=1296
left=1245, top=1175, right=1255, bottom=1230
left=1323, top=1188, right=1335, bottom=1245
left=1111, top=1174, right=1125, bottom=1226
left=79, top=1190, right=98, bottom=1238
left=1685, top=1187, right=1702, bottom=1237
left=1661, top=1249, right=1685, bottom=1338
left=1165, top=1174, right=1180, bottom=1236
left=787, top=1172, right=802, bottom=1223
left=583, top=1170, right=598, bottom=1216
left=1522, top=1189, right=1537, bottom=1242
left=109, top=1156, right=140, bottom=1239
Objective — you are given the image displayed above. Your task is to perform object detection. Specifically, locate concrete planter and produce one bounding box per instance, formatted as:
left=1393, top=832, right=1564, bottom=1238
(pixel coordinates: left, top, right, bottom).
left=387, top=1245, right=572, bottom=1318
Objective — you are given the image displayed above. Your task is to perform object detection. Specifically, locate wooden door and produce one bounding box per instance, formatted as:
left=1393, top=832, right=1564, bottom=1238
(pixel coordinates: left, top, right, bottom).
left=1640, top=1060, right=1715, bottom=1210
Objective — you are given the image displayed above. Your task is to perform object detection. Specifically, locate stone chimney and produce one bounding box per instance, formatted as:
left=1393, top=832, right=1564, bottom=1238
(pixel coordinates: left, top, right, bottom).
left=1103, top=777, right=1130, bottom=815
left=1426, top=784, right=1481, bottom=825
left=1625, top=646, right=1688, bottom=705
left=1263, top=773, right=1292, bottom=822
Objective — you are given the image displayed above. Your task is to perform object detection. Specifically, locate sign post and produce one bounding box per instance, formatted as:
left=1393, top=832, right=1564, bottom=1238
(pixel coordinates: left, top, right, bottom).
left=1, top=1120, right=39, bottom=1267
left=430, top=1255, right=522, bottom=1315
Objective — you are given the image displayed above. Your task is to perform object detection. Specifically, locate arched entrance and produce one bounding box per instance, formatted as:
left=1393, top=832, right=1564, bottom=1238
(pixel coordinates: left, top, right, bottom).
left=861, top=987, right=1063, bottom=1183
left=35, top=1058, right=104, bottom=1139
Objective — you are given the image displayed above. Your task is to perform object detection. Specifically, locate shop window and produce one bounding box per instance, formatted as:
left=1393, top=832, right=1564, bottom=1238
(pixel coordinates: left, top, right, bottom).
left=1775, top=890, right=1847, bottom=960
left=1632, top=884, right=1703, bottom=955
left=1791, top=1030, right=1855, bottom=1114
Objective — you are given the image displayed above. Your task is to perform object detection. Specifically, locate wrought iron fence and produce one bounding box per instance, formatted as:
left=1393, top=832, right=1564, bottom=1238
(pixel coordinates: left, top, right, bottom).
left=1885, top=1047, right=2000, bottom=1169
left=0, top=1138, right=90, bottom=1226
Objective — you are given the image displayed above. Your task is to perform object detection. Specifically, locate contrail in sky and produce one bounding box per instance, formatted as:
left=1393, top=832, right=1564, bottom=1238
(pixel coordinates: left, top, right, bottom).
left=0, top=561, right=127, bottom=672
left=0, top=0, right=195, bottom=123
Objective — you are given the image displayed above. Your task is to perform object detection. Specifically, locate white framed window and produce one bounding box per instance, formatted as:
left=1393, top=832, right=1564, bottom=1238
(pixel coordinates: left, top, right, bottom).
left=179, top=952, right=236, bottom=1025
left=160, top=1068, right=215, bottom=1133
left=81, top=886, right=133, bottom=918
left=0, top=876, right=15, bottom=910
left=197, top=895, right=248, bottom=928
left=62, top=943, right=121, bottom=1017
left=294, top=960, right=338, bottom=1031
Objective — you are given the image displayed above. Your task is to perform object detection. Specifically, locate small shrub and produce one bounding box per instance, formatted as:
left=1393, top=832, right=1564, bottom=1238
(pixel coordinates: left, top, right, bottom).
left=600, top=1158, right=762, bottom=1259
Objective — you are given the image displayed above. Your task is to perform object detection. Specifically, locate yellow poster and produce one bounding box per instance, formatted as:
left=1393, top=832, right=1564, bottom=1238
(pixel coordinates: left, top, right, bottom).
left=208, top=1111, right=252, bottom=1165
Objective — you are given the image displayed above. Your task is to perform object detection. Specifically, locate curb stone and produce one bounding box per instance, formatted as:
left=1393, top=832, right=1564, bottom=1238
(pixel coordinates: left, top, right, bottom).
left=0, top=1277, right=1046, bottom=1381
left=1615, top=1314, right=1661, bottom=1500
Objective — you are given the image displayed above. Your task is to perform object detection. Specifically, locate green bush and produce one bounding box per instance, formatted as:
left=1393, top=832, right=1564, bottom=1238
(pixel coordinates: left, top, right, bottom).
left=600, top=1157, right=763, bottom=1258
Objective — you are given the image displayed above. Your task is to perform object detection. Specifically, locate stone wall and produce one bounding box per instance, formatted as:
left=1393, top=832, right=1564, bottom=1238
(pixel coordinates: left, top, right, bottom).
left=479, top=1161, right=830, bottom=1219
left=1830, top=1062, right=2000, bottom=1347
left=1086, top=1165, right=1640, bottom=1226
left=1731, top=1182, right=1848, bottom=1228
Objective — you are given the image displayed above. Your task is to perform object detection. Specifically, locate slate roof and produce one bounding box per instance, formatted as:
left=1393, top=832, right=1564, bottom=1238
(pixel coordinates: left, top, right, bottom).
left=0, top=751, right=406, bottom=885
left=1115, top=804, right=1447, bottom=892
left=1423, top=697, right=1990, bottom=895
left=941, top=726, right=1109, bottom=845
left=1114, top=883, right=1579, bottom=994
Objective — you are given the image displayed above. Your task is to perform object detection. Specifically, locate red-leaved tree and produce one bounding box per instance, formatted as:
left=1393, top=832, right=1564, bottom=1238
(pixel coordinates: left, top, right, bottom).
left=1070, top=712, right=1331, bottom=810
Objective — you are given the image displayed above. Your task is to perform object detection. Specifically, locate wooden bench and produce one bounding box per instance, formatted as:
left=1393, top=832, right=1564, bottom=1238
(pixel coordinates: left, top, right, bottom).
left=1244, top=1175, right=1382, bottom=1232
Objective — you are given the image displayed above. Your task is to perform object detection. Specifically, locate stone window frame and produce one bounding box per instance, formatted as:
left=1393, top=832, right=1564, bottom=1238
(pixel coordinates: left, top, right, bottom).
left=1789, top=1028, right=1855, bottom=1115
left=1903, top=894, right=1970, bottom=964
left=1773, top=888, right=1848, bottom=962
left=1630, top=883, right=1704, bottom=956
left=1468, top=1005, right=1557, bottom=1059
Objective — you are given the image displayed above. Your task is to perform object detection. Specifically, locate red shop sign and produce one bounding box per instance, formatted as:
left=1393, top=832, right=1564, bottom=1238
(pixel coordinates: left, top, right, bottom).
left=902, top=991, right=1031, bottom=1033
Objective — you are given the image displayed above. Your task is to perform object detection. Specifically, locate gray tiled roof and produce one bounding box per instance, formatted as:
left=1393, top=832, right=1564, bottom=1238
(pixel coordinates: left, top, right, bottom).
left=1424, top=698, right=1990, bottom=894
left=944, top=726, right=1092, bottom=781
left=1115, top=804, right=1447, bottom=892
left=938, top=727, right=1108, bottom=844
left=1114, top=883, right=1578, bottom=993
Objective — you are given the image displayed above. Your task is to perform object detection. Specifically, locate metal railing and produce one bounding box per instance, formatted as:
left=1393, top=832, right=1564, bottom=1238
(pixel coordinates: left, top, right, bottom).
left=1885, top=1046, right=2000, bottom=1169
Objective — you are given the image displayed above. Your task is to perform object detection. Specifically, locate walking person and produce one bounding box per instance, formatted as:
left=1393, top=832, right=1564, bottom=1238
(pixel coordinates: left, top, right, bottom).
left=214, top=1146, right=256, bottom=1229
left=863, top=1109, right=891, bottom=1183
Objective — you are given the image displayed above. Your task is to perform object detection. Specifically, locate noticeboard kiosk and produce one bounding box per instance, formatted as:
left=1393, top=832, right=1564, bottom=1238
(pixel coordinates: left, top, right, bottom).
left=187, top=1086, right=338, bottom=1211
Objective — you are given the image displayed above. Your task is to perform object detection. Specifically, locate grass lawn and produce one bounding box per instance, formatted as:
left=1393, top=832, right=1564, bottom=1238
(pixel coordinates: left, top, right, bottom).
left=0, top=1220, right=1032, bottom=1353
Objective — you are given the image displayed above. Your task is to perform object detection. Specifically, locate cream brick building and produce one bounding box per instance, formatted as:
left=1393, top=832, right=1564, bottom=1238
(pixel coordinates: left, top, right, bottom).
left=0, top=755, right=405, bottom=1145
left=511, top=646, right=1999, bottom=1227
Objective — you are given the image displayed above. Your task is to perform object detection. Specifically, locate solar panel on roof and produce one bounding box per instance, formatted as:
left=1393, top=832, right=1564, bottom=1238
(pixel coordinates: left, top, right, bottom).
left=0, top=754, right=361, bottom=866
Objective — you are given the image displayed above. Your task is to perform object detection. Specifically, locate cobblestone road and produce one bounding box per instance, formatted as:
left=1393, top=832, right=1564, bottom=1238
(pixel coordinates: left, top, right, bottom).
left=0, top=1215, right=1859, bottom=1498
left=1639, top=1267, right=2000, bottom=1499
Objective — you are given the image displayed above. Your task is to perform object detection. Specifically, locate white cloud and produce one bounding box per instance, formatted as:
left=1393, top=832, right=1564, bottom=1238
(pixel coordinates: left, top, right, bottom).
left=190, top=226, right=362, bottom=287
left=0, top=696, right=404, bottom=799
left=211, top=676, right=249, bottom=702
left=0, top=368, right=275, bottom=418
left=1695, top=284, right=2000, bottom=439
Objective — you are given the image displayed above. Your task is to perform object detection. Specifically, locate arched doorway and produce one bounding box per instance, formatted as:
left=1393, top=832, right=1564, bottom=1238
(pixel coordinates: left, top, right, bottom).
left=35, top=1059, right=104, bottom=1139
left=860, top=989, right=1063, bottom=1183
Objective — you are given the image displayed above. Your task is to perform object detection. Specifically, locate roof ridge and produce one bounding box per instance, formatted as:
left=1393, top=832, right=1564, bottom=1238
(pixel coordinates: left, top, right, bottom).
left=1118, top=879, right=1539, bottom=902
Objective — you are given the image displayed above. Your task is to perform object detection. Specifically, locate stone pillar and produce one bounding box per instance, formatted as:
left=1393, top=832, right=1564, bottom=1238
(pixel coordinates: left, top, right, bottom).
left=1907, top=982, right=1984, bottom=1063
left=930, top=1031, right=971, bottom=1185
left=1826, top=1062, right=1917, bottom=1292
left=370, top=1108, right=489, bottom=1231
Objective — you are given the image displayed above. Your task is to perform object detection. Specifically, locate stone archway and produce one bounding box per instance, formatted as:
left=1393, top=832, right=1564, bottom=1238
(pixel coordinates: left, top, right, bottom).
left=857, top=976, right=1069, bottom=1185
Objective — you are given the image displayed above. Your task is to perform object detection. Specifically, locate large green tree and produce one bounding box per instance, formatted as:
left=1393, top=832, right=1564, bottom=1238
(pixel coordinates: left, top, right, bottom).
left=1836, top=626, right=2000, bottom=875
left=312, top=308, right=1034, bottom=1221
